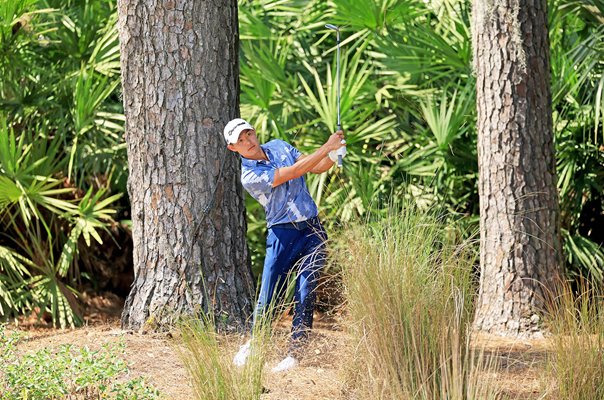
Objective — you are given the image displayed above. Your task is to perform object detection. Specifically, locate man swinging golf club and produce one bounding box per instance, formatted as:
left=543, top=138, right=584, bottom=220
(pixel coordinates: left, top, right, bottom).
left=224, top=118, right=346, bottom=372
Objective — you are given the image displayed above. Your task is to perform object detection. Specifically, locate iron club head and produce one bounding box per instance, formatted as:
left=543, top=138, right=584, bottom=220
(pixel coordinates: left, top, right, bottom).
left=325, top=24, right=339, bottom=31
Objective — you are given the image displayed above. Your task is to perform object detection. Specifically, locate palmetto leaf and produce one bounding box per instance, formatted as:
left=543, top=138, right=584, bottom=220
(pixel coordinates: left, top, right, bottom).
left=330, top=0, right=421, bottom=32
left=88, top=13, right=120, bottom=76
left=240, top=0, right=317, bottom=21
left=51, top=1, right=115, bottom=66
left=0, top=171, right=75, bottom=226
left=29, top=274, right=81, bottom=328
left=95, top=111, right=125, bottom=136
left=346, top=113, right=398, bottom=148
left=357, top=0, right=471, bottom=102
left=1, top=122, right=62, bottom=176
left=420, top=88, right=471, bottom=149
left=563, top=229, right=604, bottom=280
left=298, top=43, right=372, bottom=132
left=0, top=122, right=25, bottom=177
left=550, top=0, right=604, bottom=141
left=52, top=185, right=122, bottom=278
left=0, top=176, right=22, bottom=210
left=240, top=36, right=290, bottom=115
left=6, top=223, right=85, bottom=328
left=56, top=220, right=83, bottom=277
left=394, top=143, right=443, bottom=176
left=0, top=127, right=75, bottom=226
left=72, top=70, right=120, bottom=136
left=53, top=185, right=122, bottom=280
left=558, top=0, right=604, bottom=24
left=69, top=69, right=121, bottom=180
left=0, top=245, right=33, bottom=316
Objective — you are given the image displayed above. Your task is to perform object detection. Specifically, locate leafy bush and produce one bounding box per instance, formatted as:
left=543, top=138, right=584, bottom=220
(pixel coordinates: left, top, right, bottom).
left=0, top=325, right=160, bottom=399
left=0, top=0, right=126, bottom=326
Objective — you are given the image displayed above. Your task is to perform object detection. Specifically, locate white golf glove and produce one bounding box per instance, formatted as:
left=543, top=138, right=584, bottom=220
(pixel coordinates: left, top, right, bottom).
left=328, top=146, right=346, bottom=162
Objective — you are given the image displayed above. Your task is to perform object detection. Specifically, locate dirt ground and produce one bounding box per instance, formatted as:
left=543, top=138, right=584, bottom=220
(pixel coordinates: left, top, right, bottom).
left=6, top=292, right=554, bottom=400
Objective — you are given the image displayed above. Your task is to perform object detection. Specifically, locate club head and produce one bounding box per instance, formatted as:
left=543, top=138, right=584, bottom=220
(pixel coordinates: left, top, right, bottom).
left=325, top=24, right=339, bottom=31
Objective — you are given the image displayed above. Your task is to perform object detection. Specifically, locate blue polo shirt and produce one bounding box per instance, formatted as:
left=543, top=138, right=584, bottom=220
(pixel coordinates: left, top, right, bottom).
left=241, top=140, right=319, bottom=227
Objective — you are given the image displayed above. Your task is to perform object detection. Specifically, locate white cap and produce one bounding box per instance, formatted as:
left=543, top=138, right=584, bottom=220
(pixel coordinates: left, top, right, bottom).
left=223, top=118, right=254, bottom=144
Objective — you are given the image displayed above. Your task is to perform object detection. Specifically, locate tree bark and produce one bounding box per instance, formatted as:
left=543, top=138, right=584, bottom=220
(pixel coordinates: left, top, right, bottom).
left=117, top=0, right=255, bottom=331
left=472, top=0, right=562, bottom=337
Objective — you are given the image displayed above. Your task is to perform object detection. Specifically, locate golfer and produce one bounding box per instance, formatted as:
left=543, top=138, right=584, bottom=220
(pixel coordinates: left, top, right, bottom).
left=224, top=118, right=345, bottom=372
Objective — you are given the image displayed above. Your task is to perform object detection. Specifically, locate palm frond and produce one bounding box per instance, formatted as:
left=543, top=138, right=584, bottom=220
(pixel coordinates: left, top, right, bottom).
left=420, top=88, right=472, bottom=149
left=563, top=230, right=604, bottom=280
left=0, top=245, right=33, bottom=317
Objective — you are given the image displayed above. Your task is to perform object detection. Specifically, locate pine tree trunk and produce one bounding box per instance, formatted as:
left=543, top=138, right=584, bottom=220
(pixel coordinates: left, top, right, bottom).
left=472, top=0, right=562, bottom=337
left=116, top=0, right=255, bottom=331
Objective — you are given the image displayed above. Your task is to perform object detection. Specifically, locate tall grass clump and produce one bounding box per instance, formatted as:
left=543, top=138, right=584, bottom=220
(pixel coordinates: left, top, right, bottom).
left=176, top=312, right=271, bottom=400
left=544, top=278, right=604, bottom=399
left=339, top=205, right=498, bottom=399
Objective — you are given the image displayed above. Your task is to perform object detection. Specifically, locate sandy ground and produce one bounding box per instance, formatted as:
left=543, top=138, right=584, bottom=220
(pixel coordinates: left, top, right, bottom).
left=5, top=292, right=554, bottom=399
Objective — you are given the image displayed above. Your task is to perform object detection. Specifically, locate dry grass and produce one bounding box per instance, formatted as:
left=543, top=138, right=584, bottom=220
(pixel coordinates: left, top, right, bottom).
left=543, top=278, right=604, bottom=399
left=176, top=316, right=268, bottom=400
left=336, top=206, right=500, bottom=399
left=4, top=312, right=583, bottom=400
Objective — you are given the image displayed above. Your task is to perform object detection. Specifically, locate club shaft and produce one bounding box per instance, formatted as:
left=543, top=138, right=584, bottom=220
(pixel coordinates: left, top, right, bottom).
left=336, top=29, right=341, bottom=131
left=326, top=24, right=343, bottom=167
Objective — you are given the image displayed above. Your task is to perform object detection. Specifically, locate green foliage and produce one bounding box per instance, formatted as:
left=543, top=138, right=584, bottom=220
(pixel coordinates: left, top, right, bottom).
left=0, top=325, right=160, bottom=399
left=238, top=0, right=604, bottom=281
left=1, top=0, right=603, bottom=324
left=0, top=246, right=32, bottom=317
left=0, top=123, right=123, bottom=327
left=0, top=0, right=125, bottom=327
left=549, top=0, right=604, bottom=280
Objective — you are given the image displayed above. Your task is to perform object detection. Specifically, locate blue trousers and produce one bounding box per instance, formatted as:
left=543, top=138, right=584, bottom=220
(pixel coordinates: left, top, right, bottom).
left=252, top=218, right=327, bottom=350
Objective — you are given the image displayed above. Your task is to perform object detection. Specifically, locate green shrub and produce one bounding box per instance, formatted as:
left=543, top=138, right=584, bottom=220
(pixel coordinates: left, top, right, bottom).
left=0, top=0, right=126, bottom=327
left=0, top=325, right=160, bottom=400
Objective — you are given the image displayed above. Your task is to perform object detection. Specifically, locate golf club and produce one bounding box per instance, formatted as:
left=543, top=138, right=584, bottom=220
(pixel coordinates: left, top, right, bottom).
left=325, top=24, right=346, bottom=167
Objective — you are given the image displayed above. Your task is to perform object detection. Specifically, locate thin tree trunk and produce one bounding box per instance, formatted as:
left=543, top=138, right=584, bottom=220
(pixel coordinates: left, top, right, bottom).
left=472, top=0, right=562, bottom=337
left=117, top=0, right=254, bottom=331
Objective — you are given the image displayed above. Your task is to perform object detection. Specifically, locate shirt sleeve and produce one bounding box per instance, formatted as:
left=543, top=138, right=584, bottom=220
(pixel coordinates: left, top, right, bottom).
left=280, top=140, right=302, bottom=161
left=241, top=164, right=275, bottom=206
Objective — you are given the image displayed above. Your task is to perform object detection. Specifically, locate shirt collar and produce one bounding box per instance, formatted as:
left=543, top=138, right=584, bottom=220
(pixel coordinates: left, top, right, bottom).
left=241, top=144, right=272, bottom=167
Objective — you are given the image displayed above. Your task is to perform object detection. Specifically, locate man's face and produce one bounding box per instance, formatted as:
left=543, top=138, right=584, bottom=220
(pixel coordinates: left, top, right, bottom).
left=227, top=129, right=262, bottom=158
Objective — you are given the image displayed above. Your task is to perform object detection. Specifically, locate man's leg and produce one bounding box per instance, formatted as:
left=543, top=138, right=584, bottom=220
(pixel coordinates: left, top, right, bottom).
left=272, top=225, right=327, bottom=372
left=235, top=227, right=302, bottom=367
left=291, top=225, right=327, bottom=347
left=253, top=228, right=302, bottom=327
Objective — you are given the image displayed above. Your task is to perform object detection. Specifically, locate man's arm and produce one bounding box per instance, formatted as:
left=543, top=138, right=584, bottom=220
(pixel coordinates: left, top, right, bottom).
left=272, top=131, right=344, bottom=188
left=297, top=154, right=335, bottom=174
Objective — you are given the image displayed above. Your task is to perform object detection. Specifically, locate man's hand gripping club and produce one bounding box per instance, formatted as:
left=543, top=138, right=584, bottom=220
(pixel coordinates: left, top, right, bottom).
left=272, top=130, right=346, bottom=187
